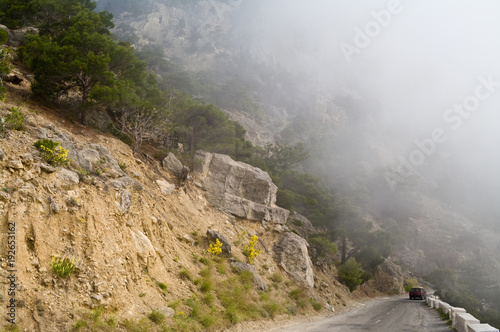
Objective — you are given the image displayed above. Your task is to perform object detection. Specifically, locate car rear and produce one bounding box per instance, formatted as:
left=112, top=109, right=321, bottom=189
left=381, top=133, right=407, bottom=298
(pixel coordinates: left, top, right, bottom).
left=409, top=287, right=426, bottom=300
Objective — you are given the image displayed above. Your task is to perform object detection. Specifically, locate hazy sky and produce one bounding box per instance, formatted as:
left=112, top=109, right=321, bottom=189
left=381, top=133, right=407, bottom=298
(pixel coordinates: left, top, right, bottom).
left=233, top=0, right=500, bottom=215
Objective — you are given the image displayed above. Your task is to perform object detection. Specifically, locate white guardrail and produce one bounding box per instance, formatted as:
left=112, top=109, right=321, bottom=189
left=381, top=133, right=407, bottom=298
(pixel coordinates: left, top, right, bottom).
left=427, top=295, right=499, bottom=332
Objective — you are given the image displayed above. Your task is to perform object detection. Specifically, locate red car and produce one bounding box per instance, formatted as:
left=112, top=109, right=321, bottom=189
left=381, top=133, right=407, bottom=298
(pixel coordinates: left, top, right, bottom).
left=409, top=287, right=427, bottom=300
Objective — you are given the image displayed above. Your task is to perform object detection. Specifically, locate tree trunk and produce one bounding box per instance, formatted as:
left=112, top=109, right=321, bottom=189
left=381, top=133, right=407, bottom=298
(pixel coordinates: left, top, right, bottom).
left=190, top=126, right=195, bottom=152
left=341, top=236, right=347, bottom=264
left=80, top=109, right=87, bottom=126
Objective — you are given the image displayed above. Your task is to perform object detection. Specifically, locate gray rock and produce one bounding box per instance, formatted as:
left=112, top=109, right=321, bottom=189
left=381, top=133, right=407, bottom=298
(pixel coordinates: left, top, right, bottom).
left=372, top=259, right=413, bottom=294
left=74, top=144, right=125, bottom=175
left=230, top=260, right=268, bottom=291
left=93, top=281, right=107, bottom=293
left=130, top=230, right=156, bottom=264
left=0, top=147, right=6, bottom=161
left=156, top=180, right=175, bottom=195
left=0, top=192, right=9, bottom=202
left=18, top=183, right=36, bottom=197
left=206, top=230, right=232, bottom=256
left=180, top=234, right=195, bottom=245
left=109, top=176, right=143, bottom=192
left=273, top=232, right=314, bottom=288
left=103, top=168, right=122, bottom=179
left=2, top=25, right=38, bottom=47
left=274, top=224, right=286, bottom=233
left=55, top=168, right=79, bottom=189
left=156, top=306, right=175, bottom=318
left=162, top=152, right=184, bottom=177
left=194, top=151, right=289, bottom=224
left=289, top=212, right=316, bottom=234
left=91, top=294, right=103, bottom=302
left=120, top=190, right=132, bottom=214
left=76, top=148, right=100, bottom=172
left=23, top=163, right=41, bottom=181
left=20, top=153, right=34, bottom=166
left=40, top=163, right=56, bottom=173
left=131, top=171, right=142, bottom=178
left=7, top=159, right=23, bottom=169
left=49, top=198, right=59, bottom=214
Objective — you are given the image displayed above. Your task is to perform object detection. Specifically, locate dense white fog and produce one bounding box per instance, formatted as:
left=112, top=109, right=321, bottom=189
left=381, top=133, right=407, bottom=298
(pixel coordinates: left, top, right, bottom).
left=231, top=0, right=500, bottom=218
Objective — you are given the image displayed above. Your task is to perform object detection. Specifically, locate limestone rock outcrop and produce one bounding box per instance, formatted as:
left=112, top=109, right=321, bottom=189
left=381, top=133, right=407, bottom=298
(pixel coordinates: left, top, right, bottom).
left=131, top=230, right=156, bottom=265
left=372, top=259, right=413, bottom=294
left=230, top=260, right=268, bottom=291
left=273, top=232, right=314, bottom=288
left=193, top=151, right=289, bottom=224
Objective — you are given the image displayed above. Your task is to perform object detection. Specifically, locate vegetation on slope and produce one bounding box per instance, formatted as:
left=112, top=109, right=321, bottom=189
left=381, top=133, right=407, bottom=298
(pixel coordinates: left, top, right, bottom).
left=1, top=0, right=400, bottom=296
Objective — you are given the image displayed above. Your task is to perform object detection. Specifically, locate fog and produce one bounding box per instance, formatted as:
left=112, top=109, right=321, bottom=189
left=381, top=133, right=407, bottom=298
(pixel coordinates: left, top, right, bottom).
left=98, top=0, right=500, bottom=222
left=230, top=0, right=500, bottom=222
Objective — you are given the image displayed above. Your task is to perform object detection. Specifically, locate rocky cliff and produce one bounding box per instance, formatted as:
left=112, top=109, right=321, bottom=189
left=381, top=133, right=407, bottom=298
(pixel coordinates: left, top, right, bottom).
left=0, top=79, right=370, bottom=331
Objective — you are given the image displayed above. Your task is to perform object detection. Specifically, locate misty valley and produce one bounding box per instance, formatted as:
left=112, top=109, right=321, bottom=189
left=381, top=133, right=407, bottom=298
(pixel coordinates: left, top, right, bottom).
left=0, top=0, right=499, bottom=331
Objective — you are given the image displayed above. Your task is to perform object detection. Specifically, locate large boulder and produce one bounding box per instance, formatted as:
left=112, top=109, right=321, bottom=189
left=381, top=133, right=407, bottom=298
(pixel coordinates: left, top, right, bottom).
left=53, top=168, right=80, bottom=189
left=273, top=232, right=314, bottom=288
left=75, top=144, right=124, bottom=174
left=372, top=259, right=410, bottom=294
left=288, top=212, right=317, bottom=237
left=193, top=151, right=289, bottom=224
left=162, top=152, right=183, bottom=177
left=0, top=25, right=38, bottom=47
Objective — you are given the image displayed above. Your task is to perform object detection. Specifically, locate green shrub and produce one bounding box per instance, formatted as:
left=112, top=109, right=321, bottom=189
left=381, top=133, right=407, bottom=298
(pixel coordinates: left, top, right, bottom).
left=199, top=257, right=209, bottom=265
left=73, top=320, right=87, bottom=330
left=34, top=139, right=70, bottom=166
left=147, top=310, right=165, bottom=324
left=404, top=277, right=419, bottom=292
left=4, top=107, right=24, bottom=131
left=308, top=235, right=338, bottom=264
left=51, top=255, right=78, bottom=278
left=168, top=300, right=180, bottom=310
left=157, top=282, right=167, bottom=291
left=119, top=161, right=127, bottom=171
left=0, top=48, right=9, bottom=101
left=216, top=274, right=261, bottom=324
left=263, top=302, right=282, bottom=318
left=179, top=269, right=193, bottom=281
left=0, top=29, right=8, bottom=45
left=200, top=278, right=213, bottom=293
left=309, top=298, right=323, bottom=311
left=270, top=272, right=283, bottom=283
left=289, top=288, right=309, bottom=308
left=338, top=257, right=364, bottom=292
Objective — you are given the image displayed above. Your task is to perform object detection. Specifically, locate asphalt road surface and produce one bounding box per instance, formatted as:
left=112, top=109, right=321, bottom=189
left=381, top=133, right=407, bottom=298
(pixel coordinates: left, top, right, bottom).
left=268, top=296, right=451, bottom=332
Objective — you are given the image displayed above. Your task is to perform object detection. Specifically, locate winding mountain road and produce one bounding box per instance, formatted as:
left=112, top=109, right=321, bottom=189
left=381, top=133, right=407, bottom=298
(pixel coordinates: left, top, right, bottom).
left=268, top=295, right=450, bottom=332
